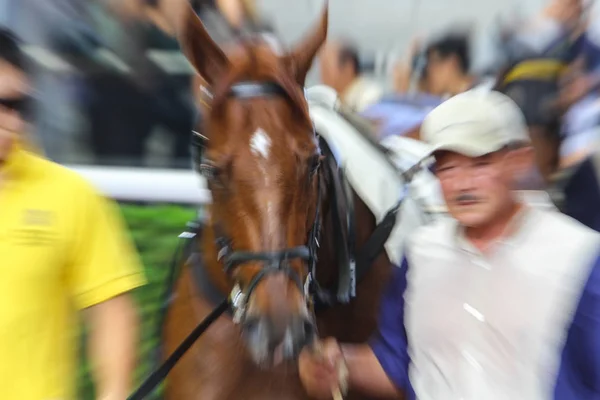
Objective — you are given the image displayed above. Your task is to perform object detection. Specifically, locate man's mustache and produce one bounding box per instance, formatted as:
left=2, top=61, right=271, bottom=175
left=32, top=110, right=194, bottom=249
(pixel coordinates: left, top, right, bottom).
left=454, top=193, right=481, bottom=203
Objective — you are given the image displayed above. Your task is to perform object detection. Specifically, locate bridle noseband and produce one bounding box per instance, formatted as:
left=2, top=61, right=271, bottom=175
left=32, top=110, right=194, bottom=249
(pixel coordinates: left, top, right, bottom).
left=192, top=81, right=323, bottom=323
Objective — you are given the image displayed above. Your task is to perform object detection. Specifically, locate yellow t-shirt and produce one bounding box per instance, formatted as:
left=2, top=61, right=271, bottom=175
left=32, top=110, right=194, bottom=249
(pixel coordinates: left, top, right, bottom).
left=0, top=148, right=146, bottom=400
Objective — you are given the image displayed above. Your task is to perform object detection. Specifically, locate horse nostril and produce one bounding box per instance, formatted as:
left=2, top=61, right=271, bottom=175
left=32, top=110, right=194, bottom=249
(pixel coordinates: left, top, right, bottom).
left=243, top=316, right=261, bottom=335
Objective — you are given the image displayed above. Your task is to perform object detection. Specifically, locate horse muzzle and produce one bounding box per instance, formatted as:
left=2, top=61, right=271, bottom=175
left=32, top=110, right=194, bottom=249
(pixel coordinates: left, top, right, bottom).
left=241, top=312, right=317, bottom=367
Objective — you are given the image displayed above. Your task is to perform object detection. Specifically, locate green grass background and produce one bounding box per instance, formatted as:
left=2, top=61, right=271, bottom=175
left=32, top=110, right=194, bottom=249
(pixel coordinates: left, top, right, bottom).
left=77, top=203, right=198, bottom=400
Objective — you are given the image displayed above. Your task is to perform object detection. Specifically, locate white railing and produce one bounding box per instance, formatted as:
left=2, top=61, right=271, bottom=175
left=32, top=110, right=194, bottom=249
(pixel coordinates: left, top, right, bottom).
left=65, top=165, right=211, bottom=205
left=65, top=164, right=556, bottom=213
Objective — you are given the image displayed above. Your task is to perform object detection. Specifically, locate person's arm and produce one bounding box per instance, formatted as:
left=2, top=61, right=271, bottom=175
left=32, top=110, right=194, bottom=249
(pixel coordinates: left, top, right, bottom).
left=299, top=259, right=411, bottom=399
left=86, top=295, right=139, bottom=400
left=356, top=257, right=412, bottom=398
left=339, top=343, right=405, bottom=398
left=66, top=180, right=146, bottom=400
left=392, top=37, right=421, bottom=94
left=554, top=252, right=600, bottom=398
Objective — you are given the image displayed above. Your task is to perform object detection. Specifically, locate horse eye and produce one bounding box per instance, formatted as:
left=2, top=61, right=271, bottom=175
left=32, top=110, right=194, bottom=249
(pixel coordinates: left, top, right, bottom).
left=200, top=162, right=221, bottom=180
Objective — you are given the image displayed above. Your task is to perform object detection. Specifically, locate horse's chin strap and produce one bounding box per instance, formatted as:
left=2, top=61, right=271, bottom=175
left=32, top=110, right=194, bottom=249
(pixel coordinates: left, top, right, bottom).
left=211, top=180, right=323, bottom=323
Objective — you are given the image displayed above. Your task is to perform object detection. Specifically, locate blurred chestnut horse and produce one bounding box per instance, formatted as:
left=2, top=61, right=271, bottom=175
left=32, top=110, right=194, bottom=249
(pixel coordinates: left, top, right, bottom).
left=162, top=3, right=397, bottom=400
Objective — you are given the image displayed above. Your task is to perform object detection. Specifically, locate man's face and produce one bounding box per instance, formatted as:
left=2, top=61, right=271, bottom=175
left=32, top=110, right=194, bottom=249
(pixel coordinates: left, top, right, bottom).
left=435, top=150, right=516, bottom=227
left=0, top=61, right=28, bottom=164
left=319, top=43, right=356, bottom=93
left=424, top=50, right=455, bottom=96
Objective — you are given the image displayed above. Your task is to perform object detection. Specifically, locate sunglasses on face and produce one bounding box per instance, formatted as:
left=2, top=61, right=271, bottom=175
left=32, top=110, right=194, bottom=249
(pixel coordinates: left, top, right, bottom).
left=0, top=96, right=30, bottom=116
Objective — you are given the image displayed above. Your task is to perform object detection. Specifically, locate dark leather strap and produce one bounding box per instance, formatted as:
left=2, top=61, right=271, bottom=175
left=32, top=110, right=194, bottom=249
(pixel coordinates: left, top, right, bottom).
left=190, top=252, right=232, bottom=315
left=155, top=221, right=202, bottom=348
left=128, top=299, right=230, bottom=400
left=222, top=246, right=311, bottom=274
left=228, top=81, right=288, bottom=100
left=354, top=199, right=402, bottom=284
left=336, top=164, right=357, bottom=302
left=310, top=139, right=355, bottom=307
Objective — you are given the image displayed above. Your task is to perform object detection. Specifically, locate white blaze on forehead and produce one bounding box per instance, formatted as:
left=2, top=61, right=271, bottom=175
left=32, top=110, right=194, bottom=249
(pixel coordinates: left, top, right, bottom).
left=250, top=128, right=272, bottom=159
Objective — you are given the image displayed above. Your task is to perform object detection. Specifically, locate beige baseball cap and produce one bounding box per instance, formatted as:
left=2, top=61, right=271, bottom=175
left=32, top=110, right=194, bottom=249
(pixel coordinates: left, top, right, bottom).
left=421, top=89, right=531, bottom=158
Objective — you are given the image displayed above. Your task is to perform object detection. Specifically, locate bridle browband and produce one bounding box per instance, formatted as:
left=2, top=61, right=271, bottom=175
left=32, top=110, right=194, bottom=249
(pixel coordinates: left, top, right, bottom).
left=192, top=80, right=323, bottom=322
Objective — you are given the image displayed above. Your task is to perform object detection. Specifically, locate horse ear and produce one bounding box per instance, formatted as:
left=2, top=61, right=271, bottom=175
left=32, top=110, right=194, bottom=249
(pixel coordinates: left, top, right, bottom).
left=286, top=2, right=328, bottom=85
left=178, top=2, right=229, bottom=86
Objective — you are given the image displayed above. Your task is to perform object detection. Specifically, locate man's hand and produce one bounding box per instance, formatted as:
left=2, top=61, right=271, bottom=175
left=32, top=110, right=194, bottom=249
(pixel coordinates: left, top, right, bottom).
left=299, top=338, right=345, bottom=399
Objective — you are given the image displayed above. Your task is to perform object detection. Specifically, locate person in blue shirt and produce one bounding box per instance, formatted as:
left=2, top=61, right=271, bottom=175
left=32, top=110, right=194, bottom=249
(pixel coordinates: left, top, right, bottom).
left=360, top=93, right=443, bottom=139
left=298, top=90, right=600, bottom=400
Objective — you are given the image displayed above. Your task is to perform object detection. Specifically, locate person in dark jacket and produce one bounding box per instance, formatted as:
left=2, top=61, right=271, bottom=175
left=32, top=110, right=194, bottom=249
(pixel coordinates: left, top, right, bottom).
left=496, top=57, right=600, bottom=232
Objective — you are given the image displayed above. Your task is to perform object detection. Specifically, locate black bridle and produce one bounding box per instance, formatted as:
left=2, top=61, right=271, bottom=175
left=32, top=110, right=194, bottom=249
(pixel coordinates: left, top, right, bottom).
left=191, top=81, right=325, bottom=321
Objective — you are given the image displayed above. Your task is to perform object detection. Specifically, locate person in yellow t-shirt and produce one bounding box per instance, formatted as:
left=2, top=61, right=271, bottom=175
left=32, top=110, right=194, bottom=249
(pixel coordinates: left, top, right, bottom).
left=0, top=29, right=146, bottom=400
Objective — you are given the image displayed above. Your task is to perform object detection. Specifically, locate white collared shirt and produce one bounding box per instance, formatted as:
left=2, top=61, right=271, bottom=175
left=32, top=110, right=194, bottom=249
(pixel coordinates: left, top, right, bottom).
left=369, top=205, right=600, bottom=399
left=404, top=207, right=599, bottom=399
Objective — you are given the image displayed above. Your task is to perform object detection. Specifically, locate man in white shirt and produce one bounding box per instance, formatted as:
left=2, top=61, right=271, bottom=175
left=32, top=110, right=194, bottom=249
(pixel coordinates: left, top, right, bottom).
left=298, top=90, right=600, bottom=400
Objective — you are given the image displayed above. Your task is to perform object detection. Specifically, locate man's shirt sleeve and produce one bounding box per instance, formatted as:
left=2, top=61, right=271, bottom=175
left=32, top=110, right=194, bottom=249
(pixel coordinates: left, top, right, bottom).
left=554, top=252, right=600, bottom=399
left=369, top=257, right=412, bottom=394
left=66, top=180, right=146, bottom=310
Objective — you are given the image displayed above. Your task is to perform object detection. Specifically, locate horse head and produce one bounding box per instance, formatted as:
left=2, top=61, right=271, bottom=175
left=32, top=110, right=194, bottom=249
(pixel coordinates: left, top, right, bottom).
left=178, top=2, right=328, bottom=367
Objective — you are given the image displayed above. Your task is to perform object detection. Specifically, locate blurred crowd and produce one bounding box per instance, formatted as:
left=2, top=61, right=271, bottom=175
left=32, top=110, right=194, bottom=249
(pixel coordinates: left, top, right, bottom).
left=2, top=0, right=599, bottom=173
left=0, top=0, right=271, bottom=168
left=330, top=0, right=600, bottom=173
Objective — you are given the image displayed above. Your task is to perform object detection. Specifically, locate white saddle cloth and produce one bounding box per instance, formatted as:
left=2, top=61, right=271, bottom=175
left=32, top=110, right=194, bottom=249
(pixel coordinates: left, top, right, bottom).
left=306, top=85, right=446, bottom=265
